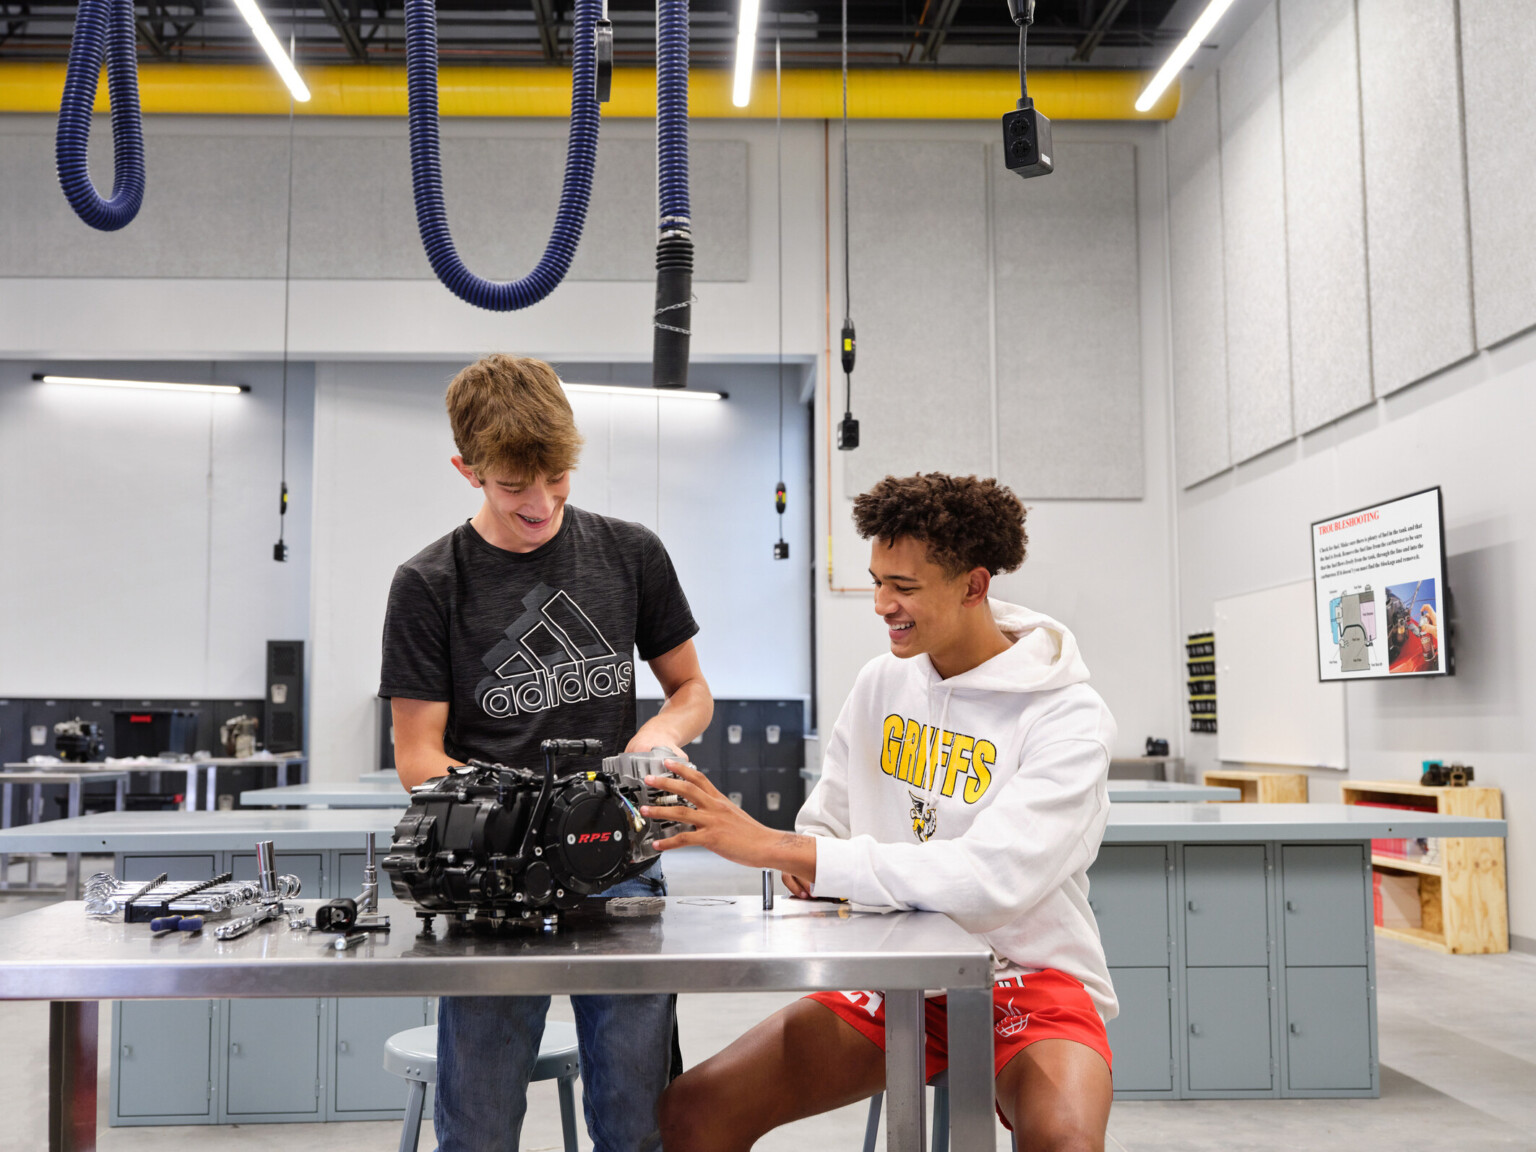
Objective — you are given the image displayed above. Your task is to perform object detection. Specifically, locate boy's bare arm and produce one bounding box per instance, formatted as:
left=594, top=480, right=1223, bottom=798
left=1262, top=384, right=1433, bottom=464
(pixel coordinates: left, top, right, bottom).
left=390, top=698, right=465, bottom=789
left=631, top=638, right=714, bottom=755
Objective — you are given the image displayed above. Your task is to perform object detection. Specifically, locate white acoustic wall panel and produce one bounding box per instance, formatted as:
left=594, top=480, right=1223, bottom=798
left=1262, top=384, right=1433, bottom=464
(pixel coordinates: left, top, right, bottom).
left=992, top=141, right=1143, bottom=498
left=1219, top=3, right=1294, bottom=462
left=843, top=141, right=993, bottom=495
left=1166, top=76, right=1232, bottom=488
left=1357, top=0, right=1476, bottom=394
left=0, top=128, right=291, bottom=278
left=1459, top=0, right=1536, bottom=348
left=1278, top=0, right=1374, bottom=432
left=0, top=127, right=749, bottom=283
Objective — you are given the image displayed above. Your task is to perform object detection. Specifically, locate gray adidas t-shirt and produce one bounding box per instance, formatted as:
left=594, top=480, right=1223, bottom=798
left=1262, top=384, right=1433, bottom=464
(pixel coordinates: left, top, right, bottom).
left=379, top=505, right=698, bottom=772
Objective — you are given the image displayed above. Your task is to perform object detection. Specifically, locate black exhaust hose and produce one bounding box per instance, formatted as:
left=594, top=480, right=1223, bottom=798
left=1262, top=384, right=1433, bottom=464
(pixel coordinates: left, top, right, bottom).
left=652, top=230, right=694, bottom=389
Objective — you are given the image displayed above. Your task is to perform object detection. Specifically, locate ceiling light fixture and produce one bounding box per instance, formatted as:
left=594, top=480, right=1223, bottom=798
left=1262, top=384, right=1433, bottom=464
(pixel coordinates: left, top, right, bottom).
left=1135, top=0, right=1238, bottom=113
left=732, top=0, right=762, bottom=108
left=34, top=374, right=250, bottom=395
left=561, top=382, right=727, bottom=401
left=230, top=0, right=311, bottom=103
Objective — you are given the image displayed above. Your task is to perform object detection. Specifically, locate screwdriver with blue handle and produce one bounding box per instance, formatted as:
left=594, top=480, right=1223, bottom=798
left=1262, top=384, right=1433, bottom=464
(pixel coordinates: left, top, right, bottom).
left=149, top=915, right=204, bottom=937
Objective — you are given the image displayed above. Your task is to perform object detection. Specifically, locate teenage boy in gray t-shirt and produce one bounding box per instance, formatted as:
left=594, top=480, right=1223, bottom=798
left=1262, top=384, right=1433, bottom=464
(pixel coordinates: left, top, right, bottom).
left=379, top=353, right=713, bottom=1152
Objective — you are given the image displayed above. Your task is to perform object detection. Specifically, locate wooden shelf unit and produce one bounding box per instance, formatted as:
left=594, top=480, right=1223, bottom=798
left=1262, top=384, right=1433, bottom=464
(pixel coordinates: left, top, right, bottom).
left=1202, top=769, right=1309, bottom=804
left=1341, top=780, right=1507, bottom=955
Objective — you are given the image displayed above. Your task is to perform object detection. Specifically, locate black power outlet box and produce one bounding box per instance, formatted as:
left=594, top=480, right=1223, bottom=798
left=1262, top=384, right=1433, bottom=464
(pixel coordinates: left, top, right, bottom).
left=1002, top=100, right=1053, bottom=179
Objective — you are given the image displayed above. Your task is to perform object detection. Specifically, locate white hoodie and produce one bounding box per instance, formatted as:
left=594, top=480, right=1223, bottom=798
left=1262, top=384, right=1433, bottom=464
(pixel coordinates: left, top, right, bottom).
left=799, top=599, right=1118, bottom=1019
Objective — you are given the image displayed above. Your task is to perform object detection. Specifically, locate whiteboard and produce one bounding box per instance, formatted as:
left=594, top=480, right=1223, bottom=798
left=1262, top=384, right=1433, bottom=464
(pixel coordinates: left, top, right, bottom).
left=1214, top=579, right=1347, bottom=770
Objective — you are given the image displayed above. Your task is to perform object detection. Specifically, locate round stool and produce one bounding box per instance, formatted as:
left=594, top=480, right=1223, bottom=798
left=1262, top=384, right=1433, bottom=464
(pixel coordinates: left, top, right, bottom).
left=384, top=1020, right=581, bottom=1152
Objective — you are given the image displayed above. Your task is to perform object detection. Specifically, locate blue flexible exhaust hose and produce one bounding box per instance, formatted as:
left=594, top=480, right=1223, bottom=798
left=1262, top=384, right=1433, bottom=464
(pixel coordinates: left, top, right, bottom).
left=404, top=0, right=602, bottom=311
left=56, top=0, right=145, bottom=232
left=651, top=0, right=693, bottom=388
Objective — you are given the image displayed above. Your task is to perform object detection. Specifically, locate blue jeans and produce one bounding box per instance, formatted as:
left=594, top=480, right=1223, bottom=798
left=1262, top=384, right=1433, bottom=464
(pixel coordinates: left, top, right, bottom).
left=435, top=863, right=672, bottom=1152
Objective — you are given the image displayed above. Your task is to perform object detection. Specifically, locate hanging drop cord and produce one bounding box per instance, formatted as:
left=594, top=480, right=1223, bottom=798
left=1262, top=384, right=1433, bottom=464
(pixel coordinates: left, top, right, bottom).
left=840, top=0, right=853, bottom=418
left=277, top=23, right=297, bottom=557
left=775, top=33, right=786, bottom=544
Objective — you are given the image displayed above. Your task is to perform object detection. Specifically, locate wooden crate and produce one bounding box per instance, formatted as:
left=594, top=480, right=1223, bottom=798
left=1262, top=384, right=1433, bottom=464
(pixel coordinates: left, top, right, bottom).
left=1341, top=780, right=1507, bottom=955
left=1201, top=769, right=1309, bottom=804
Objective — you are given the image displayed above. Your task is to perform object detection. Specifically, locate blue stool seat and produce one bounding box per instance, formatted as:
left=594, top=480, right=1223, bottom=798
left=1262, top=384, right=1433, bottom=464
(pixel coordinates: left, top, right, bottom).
left=384, top=1020, right=581, bottom=1152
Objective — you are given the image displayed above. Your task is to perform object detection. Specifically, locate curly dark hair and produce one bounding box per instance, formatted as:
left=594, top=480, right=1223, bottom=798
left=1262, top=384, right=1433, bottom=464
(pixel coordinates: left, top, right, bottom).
left=852, top=473, right=1027, bottom=576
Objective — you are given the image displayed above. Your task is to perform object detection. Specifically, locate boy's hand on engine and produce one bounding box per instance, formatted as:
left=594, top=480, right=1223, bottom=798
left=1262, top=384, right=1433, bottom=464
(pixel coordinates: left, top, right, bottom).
left=642, top=760, right=817, bottom=882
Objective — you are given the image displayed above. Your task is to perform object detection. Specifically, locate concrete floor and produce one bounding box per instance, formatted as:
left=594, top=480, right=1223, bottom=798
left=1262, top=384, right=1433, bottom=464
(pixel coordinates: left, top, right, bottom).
left=2, top=849, right=1534, bottom=1151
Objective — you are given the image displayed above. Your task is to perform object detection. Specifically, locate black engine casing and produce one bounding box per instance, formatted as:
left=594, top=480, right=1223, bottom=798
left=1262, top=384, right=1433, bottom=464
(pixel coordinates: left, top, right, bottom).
left=381, top=742, right=689, bottom=921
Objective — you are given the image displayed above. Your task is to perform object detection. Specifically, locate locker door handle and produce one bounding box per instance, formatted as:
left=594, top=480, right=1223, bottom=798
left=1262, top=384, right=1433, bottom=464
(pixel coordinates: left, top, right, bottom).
left=120, top=1045, right=132, bottom=1058
left=1189, top=1024, right=1202, bottom=1037
left=230, top=1042, right=241, bottom=1056
left=1186, top=900, right=1198, bottom=912
left=1290, top=1023, right=1300, bottom=1035
left=1286, top=900, right=1297, bottom=912
left=1088, top=901, right=1100, bottom=913
left=338, top=1040, right=350, bottom=1053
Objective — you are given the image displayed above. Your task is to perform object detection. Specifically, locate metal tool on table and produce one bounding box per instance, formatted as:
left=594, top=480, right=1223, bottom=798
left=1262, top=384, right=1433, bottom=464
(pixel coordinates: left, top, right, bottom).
left=214, top=840, right=302, bottom=941
left=149, top=914, right=204, bottom=937
left=302, top=833, right=391, bottom=937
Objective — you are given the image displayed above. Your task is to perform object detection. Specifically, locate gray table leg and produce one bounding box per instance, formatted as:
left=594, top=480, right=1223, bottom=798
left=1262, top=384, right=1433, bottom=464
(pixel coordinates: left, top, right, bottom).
left=205, top=766, right=217, bottom=812
left=28, top=783, right=42, bottom=883
left=2, top=780, right=12, bottom=882
left=884, top=989, right=926, bottom=1151
left=64, top=778, right=82, bottom=899
left=49, top=1000, right=98, bottom=1152
left=114, top=776, right=126, bottom=813
left=945, top=988, right=994, bottom=1152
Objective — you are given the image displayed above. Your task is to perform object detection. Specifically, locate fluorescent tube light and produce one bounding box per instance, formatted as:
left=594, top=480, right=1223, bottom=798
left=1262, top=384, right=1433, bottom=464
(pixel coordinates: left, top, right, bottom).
left=732, top=0, right=762, bottom=108
left=1135, top=0, right=1238, bottom=113
left=34, top=374, right=250, bottom=395
left=230, top=0, right=311, bottom=103
left=561, top=382, right=727, bottom=401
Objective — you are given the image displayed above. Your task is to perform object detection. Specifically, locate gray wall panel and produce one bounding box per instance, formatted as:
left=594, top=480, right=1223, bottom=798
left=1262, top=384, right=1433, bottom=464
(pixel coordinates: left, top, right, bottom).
left=993, top=141, right=1142, bottom=498
left=842, top=140, right=993, bottom=494
left=1357, top=0, right=1476, bottom=394
left=1459, top=0, right=1536, bottom=348
left=1278, top=0, right=1374, bottom=432
left=0, top=126, right=748, bottom=283
left=1219, top=3, right=1294, bottom=462
left=1167, top=76, right=1232, bottom=488
left=0, top=128, right=289, bottom=278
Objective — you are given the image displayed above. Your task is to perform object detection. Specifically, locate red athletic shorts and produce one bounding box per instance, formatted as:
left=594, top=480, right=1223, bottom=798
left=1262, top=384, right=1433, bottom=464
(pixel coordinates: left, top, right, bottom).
left=806, top=969, right=1111, bottom=1125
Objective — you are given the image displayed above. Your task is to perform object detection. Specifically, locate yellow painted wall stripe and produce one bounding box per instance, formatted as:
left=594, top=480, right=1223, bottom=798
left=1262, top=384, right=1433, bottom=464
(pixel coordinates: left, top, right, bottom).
left=0, top=63, right=1178, bottom=120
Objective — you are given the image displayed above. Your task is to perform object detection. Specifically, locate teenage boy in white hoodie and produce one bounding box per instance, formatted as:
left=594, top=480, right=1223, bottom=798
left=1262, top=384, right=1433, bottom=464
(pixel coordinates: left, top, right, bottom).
left=643, top=472, right=1116, bottom=1152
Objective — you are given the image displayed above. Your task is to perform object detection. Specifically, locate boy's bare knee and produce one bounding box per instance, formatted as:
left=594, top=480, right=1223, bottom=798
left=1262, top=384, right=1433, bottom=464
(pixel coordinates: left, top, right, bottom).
left=657, top=1070, right=721, bottom=1152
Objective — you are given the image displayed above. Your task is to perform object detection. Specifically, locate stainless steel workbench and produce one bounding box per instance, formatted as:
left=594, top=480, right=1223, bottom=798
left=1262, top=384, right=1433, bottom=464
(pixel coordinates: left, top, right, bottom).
left=1108, top=781, right=1239, bottom=802
left=0, top=896, right=994, bottom=1152
left=4, top=755, right=307, bottom=813
left=239, top=781, right=407, bottom=808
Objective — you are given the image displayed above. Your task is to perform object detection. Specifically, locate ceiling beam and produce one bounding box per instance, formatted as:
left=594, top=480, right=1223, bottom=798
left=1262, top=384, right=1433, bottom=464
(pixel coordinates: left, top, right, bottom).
left=918, top=0, right=965, bottom=63
left=1072, top=0, right=1132, bottom=61
left=529, top=0, right=560, bottom=62
left=317, top=0, right=368, bottom=60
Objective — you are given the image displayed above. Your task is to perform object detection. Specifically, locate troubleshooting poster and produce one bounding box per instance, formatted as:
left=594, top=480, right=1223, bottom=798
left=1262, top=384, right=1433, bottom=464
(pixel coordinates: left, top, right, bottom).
left=1311, top=488, right=1450, bottom=681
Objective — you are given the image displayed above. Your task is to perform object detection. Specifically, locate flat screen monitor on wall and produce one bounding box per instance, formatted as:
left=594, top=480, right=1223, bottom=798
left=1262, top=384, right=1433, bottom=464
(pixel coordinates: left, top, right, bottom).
left=1311, top=487, right=1451, bottom=681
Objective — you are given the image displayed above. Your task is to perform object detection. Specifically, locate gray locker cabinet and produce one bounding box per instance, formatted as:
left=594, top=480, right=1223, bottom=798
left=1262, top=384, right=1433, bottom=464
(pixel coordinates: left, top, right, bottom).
left=759, top=766, right=801, bottom=831
left=1182, top=845, right=1270, bottom=967
left=1184, top=967, right=1274, bottom=1093
left=720, top=700, right=760, bottom=769
left=758, top=700, right=805, bottom=768
left=120, top=854, right=218, bottom=881
left=1283, top=968, right=1373, bottom=1091
left=112, top=1001, right=217, bottom=1123
left=332, top=997, right=433, bottom=1117
left=1279, top=845, right=1369, bottom=967
left=230, top=850, right=324, bottom=899
left=1104, top=968, right=1175, bottom=1094
left=223, top=998, right=324, bottom=1119
left=723, top=766, right=762, bottom=821
left=1088, top=845, right=1172, bottom=967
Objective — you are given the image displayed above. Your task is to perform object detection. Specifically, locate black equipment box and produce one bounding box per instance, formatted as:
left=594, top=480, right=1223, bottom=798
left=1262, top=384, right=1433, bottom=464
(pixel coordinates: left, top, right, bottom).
left=112, top=708, right=200, bottom=758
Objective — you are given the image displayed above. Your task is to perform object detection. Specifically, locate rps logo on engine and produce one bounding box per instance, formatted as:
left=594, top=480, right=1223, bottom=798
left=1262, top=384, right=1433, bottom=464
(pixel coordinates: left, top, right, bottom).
left=568, top=831, right=625, bottom=845
left=476, top=584, right=635, bottom=719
